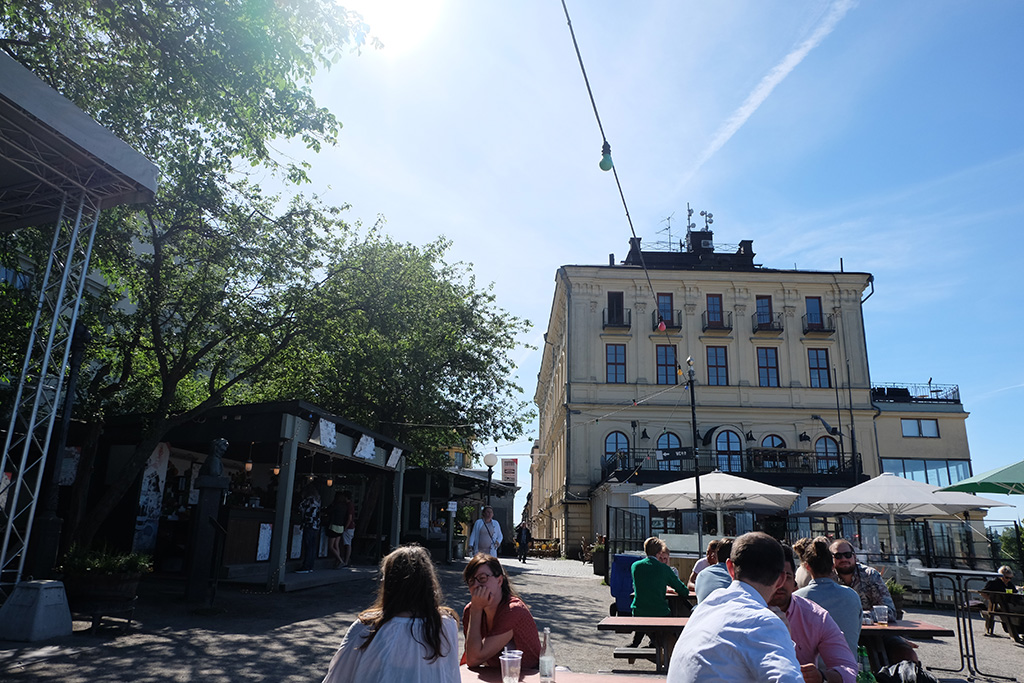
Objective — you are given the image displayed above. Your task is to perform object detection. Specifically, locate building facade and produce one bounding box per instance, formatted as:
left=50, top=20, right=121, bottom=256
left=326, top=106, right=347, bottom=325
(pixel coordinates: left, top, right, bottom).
left=530, top=232, right=973, bottom=557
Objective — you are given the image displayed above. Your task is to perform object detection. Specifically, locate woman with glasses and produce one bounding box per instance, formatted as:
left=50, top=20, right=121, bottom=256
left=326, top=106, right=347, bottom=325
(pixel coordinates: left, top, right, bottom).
left=321, top=545, right=459, bottom=683
left=461, top=554, right=541, bottom=668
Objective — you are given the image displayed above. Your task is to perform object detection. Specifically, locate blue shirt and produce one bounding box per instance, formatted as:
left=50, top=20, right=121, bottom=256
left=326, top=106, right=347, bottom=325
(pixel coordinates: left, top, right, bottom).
left=794, top=577, right=863, bottom=655
left=667, top=580, right=803, bottom=683
left=694, top=562, right=732, bottom=603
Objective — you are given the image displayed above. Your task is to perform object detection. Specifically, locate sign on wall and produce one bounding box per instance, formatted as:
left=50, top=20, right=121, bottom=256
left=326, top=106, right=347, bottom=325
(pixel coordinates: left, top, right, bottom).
left=501, top=458, right=517, bottom=484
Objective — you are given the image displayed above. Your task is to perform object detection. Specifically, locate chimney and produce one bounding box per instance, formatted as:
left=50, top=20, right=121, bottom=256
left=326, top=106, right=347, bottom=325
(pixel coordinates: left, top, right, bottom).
left=609, top=253, right=615, bottom=266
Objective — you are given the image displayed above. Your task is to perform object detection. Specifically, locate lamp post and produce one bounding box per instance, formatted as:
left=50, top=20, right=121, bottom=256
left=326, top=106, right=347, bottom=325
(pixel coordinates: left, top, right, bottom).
left=686, top=356, right=703, bottom=550
left=484, top=451, right=498, bottom=505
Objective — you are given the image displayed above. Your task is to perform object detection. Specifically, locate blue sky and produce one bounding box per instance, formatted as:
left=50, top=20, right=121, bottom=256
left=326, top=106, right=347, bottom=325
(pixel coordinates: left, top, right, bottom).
left=278, top=1, right=1024, bottom=524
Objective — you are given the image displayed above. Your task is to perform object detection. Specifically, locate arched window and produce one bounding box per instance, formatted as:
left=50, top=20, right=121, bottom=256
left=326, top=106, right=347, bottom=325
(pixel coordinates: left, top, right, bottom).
left=815, top=436, right=839, bottom=473
left=605, top=431, right=629, bottom=466
left=761, top=435, right=786, bottom=449
left=657, top=432, right=682, bottom=471
left=715, top=430, right=742, bottom=472
left=657, top=432, right=681, bottom=450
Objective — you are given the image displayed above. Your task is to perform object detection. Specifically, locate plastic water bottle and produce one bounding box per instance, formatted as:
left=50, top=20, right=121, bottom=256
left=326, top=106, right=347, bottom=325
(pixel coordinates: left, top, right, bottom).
left=539, top=627, right=555, bottom=682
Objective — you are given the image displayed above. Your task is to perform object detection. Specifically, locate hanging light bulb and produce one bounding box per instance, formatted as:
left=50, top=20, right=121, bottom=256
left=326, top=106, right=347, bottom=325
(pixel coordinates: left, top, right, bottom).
left=326, top=457, right=334, bottom=487
left=599, top=141, right=613, bottom=171
left=245, top=442, right=253, bottom=472
left=326, top=475, right=333, bottom=487
left=657, top=318, right=666, bottom=332
left=273, top=441, right=282, bottom=476
left=272, top=464, right=280, bottom=476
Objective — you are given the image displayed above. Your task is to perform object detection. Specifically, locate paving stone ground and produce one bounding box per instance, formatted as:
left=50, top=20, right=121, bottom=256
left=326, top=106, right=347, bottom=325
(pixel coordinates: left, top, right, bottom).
left=0, top=557, right=1019, bottom=681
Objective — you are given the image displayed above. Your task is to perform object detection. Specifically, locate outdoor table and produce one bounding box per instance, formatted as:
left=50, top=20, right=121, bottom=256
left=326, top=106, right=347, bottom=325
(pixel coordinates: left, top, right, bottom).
left=596, top=615, right=688, bottom=674
left=858, top=619, right=953, bottom=669
left=978, top=589, right=1024, bottom=643
left=461, top=667, right=662, bottom=682
left=915, top=566, right=1011, bottom=681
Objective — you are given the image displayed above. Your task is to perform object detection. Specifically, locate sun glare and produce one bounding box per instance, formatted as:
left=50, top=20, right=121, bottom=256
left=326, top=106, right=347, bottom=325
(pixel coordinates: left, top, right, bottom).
left=342, top=0, right=446, bottom=60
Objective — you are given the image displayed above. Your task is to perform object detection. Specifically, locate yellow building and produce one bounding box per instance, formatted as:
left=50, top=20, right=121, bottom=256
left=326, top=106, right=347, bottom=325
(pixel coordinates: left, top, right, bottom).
left=531, top=230, right=976, bottom=560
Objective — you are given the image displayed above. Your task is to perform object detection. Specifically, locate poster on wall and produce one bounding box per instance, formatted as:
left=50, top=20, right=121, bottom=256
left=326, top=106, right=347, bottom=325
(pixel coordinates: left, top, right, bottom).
left=353, top=435, right=376, bottom=460
left=58, top=446, right=81, bottom=485
left=310, top=418, right=337, bottom=450
left=133, top=442, right=170, bottom=554
left=501, top=458, right=517, bottom=484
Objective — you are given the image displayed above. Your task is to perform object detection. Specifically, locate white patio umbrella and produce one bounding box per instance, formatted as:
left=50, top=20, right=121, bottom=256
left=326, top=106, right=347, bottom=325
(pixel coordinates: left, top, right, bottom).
left=636, top=470, right=800, bottom=536
left=803, top=473, right=1007, bottom=559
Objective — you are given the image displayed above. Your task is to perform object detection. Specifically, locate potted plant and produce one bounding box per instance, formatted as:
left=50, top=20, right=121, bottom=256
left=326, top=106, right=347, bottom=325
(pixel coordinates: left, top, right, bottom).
left=59, top=545, right=153, bottom=606
left=885, top=577, right=906, bottom=619
left=592, top=541, right=608, bottom=576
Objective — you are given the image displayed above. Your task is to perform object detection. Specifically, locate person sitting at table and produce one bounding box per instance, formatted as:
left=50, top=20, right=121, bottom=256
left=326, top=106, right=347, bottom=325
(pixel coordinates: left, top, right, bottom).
left=769, top=544, right=857, bottom=683
left=981, top=565, right=1022, bottom=641
left=321, top=545, right=459, bottom=683
left=793, top=537, right=813, bottom=588
left=686, top=539, right=719, bottom=591
left=628, top=537, right=691, bottom=647
left=794, top=536, right=861, bottom=654
left=830, top=538, right=917, bottom=664
left=694, top=537, right=734, bottom=603
left=461, top=554, right=541, bottom=668
left=667, top=532, right=803, bottom=683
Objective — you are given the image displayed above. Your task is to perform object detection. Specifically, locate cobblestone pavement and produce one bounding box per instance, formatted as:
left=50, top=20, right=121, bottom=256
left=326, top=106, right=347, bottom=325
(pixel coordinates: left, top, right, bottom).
left=0, top=557, right=1019, bottom=682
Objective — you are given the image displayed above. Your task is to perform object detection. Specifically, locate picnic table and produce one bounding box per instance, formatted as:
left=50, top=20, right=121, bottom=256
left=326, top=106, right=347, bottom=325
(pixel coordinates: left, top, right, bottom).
left=596, top=615, right=688, bottom=674
left=858, top=619, right=953, bottom=669
left=979, top=589, right=1024, bottom=643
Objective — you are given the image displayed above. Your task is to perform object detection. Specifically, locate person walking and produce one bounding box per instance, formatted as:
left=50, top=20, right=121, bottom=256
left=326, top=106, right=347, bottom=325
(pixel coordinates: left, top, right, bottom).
left=515, top=522, right=532, bottom=563
left=468, top=506, right=502, bottom=557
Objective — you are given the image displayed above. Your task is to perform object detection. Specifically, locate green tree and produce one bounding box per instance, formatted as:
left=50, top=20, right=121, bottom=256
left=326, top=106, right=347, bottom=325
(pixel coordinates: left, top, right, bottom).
left=1, top=0, right=374, bottom=544
left=245, top=228, right=534, bottom=467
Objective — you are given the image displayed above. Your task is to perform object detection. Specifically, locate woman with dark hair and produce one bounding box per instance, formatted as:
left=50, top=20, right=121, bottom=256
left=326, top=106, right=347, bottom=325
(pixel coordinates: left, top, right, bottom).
left=321, top=545, right=459, bottom=683
left=461, top=554, right=541, bottom=668
left=794, top=536, right=862, bottom=654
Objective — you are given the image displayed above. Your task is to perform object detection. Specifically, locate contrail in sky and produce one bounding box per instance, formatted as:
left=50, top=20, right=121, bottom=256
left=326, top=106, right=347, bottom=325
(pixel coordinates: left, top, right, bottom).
left=679, top=0, right=856, bottom=188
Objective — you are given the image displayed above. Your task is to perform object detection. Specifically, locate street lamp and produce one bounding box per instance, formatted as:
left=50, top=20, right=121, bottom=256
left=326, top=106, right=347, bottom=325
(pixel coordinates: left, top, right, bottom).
left=484, top=451, right=499, bottom=505
left=686, top=356, right=704, bottom=550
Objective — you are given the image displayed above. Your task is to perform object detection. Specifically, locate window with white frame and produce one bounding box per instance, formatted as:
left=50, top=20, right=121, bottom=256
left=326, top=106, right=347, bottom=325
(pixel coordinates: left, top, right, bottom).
left=901, top=418, right=939, bottom=438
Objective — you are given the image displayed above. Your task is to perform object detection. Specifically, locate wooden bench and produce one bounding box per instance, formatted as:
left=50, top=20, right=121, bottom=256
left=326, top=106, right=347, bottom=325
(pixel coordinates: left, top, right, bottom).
left=981, top=610, right=1024, bottom=642
left=613, top=646, right=657, bottom=664
left=597, top=616, right=688, bottom=673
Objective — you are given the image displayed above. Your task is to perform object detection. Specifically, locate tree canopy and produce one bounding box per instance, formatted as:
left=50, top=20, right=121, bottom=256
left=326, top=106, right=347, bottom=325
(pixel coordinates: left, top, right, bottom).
left=1, top=1, right=532, bottom=546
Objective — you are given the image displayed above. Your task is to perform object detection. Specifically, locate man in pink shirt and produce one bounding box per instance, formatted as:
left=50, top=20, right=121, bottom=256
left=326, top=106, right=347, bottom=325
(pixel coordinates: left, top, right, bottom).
left=768, top=544, right=856, bottom=683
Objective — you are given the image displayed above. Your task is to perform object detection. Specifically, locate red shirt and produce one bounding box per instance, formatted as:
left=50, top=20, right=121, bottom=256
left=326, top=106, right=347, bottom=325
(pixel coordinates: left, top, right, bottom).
left=461, top=596, right=541, bottom=668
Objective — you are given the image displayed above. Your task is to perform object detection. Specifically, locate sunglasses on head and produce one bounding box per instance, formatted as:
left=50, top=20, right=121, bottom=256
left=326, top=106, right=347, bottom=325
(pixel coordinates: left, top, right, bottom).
left=834, top=551, right=855, bottom=559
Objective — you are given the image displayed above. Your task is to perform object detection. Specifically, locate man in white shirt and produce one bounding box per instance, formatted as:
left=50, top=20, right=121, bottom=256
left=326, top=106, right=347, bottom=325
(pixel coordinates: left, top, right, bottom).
left=468, top=506, right=502, bottom=557
left=667, top=532, right=803, bottom=683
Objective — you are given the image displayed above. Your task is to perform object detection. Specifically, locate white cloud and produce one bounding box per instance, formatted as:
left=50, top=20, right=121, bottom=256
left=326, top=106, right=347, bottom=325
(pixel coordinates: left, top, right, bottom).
left=678, top=0, right=857, bottom=189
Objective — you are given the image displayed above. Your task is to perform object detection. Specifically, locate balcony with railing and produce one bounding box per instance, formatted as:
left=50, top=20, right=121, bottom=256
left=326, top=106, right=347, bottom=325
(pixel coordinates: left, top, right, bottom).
left=802, top=313, right=835, bottom=335
left=752, top=311, right=784, bottom=334
left=871, top=382, right=961, bottom=404
left=601, top=446, right=860, bottom=487
left=603, top=308, right=631, bottom=330
left=701, top=310, right=732, bottom=333
left=652, top=309, right=682, bottom=331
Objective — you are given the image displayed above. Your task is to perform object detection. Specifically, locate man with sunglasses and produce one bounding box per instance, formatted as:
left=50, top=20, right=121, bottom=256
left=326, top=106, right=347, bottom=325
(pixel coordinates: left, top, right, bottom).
left=829, top=539, right=917, bottom=664
left=828, top=540, right=896, bottom=621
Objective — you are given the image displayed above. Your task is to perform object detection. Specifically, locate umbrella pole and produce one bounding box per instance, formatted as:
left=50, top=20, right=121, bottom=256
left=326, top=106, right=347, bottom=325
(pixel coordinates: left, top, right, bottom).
left=716, top=509, right=724, bottom=537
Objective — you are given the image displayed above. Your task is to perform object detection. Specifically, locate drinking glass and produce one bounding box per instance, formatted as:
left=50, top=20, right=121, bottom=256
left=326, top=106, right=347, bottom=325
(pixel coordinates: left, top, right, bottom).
left=500, top=653, right=522, bottom=683
left=873, top=605, right=889, bottom=625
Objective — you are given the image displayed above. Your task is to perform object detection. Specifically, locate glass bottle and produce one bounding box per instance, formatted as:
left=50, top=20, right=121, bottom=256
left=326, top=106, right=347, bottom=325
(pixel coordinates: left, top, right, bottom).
left=856, top=645, right=877, bottom=683
left=539, top=627, right=555, bottom=683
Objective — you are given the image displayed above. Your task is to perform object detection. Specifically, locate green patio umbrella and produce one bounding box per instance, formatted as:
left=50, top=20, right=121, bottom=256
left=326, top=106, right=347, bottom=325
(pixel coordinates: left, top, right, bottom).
left=942, top=459, right=1024, bottom=496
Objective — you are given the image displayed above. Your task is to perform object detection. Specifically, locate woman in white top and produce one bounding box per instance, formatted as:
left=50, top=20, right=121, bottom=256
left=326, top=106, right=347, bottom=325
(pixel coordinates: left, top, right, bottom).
left=322, top=545, right=459, bottom=683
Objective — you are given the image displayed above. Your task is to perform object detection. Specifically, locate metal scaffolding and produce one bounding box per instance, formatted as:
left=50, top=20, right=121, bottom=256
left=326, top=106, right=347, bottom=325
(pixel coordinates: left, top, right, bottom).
left=0, top=52, right=157, bottom=597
